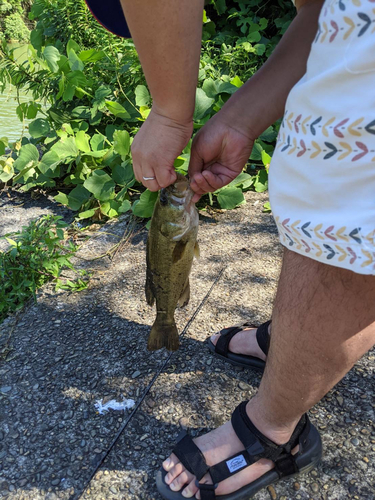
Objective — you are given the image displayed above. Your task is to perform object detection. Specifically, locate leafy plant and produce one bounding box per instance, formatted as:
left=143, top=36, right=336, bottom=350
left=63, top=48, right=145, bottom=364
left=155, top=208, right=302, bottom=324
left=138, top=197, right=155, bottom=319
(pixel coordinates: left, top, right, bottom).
left=0, top=214, right=89, bottom=323
left=0, top=0, right=294, bottom=218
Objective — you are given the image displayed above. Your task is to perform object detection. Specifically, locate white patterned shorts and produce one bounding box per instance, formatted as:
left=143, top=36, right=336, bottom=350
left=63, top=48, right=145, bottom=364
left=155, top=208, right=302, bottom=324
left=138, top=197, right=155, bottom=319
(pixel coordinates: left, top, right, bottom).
left=269, top=0, right=375, bottom=275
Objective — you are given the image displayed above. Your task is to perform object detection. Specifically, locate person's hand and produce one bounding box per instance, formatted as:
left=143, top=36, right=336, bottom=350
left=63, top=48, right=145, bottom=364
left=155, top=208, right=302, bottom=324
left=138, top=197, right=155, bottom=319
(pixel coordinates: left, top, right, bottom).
left=188, top=111, right=255, bottom=203
left=131, top=109, right=193, bottom=191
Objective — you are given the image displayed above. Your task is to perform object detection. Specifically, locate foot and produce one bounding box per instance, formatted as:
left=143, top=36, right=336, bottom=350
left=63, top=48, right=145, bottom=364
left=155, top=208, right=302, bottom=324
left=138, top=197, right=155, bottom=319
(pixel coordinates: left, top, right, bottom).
left=210, top=323, right=271, bottom=362
left=162, top=402, right=296, bottom=499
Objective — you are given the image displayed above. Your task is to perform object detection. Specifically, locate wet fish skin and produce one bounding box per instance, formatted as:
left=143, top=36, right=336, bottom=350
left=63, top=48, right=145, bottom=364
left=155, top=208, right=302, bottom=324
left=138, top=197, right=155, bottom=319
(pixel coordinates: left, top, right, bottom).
left=146, top=174, right=199, bottom=351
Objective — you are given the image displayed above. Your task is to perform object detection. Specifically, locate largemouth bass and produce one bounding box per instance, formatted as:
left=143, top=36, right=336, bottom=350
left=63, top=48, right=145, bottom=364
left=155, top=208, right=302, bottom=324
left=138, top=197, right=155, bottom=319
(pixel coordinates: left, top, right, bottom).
left=146, top=174, right=199, bottom=351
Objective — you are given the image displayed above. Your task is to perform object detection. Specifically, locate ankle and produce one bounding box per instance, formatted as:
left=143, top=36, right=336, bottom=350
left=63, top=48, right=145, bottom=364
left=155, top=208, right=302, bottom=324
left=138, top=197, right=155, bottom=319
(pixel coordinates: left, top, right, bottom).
left=246, top=398, right=302, bottom=445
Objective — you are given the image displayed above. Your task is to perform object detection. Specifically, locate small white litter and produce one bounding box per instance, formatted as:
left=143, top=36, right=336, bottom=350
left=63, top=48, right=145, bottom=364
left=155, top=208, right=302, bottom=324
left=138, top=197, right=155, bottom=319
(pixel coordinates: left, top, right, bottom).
left=95, top=397, right=135, bottom=415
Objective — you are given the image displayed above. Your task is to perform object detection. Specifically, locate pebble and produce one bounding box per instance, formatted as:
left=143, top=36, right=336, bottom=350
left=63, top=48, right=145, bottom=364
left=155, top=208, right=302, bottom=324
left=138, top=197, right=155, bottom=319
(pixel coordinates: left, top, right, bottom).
left=109, top=486, right=117, bottom=494
left=294, top=482, right=300, bottom=491
left=51, top=478, right=60, bottom=486
left=131, top=371, right=141, bottom=379
left=267, top=485, right=277, bottom=499
left=351, top=438, right=359, bottom=446
left=311, top=482, right=319, bottom=493
left=238, top=381, right=250, bottom=391
left=0, top=386, right=11, bottom=393
left=336, top=396, right=344, bottom=406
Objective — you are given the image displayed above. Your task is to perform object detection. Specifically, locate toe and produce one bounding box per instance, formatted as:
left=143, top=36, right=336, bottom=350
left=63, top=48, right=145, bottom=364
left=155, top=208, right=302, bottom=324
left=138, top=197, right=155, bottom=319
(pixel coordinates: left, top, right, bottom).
left=163, top=453, right=180, bottom=472
left=165, top=462, right=185, bottom=485
left=210, top=333, right=219, bottom=345
left=182, top=479, right=199, bottom=498
left=169, top=470, right=194, bottom=492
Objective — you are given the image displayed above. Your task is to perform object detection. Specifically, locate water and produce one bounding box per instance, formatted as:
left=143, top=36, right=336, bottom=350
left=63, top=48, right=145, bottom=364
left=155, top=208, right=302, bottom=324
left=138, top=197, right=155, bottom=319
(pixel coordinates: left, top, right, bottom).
left=0, top=43, right=43, bottom=143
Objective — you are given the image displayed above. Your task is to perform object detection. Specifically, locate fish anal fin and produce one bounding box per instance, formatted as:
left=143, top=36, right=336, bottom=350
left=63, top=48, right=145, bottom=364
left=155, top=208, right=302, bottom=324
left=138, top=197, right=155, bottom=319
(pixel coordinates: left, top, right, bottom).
left=147, top=319, right=179, bottom=351
left=172, top=240, right=187, bottom=263
left=194, top=241, right=200, bottom=259
left=178, top=279, right=190, bottom=308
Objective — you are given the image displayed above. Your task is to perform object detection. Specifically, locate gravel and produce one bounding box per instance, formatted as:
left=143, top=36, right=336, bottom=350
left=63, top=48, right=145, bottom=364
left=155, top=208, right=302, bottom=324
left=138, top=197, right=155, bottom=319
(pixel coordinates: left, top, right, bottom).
left=0, top=189, right=374, bottom=500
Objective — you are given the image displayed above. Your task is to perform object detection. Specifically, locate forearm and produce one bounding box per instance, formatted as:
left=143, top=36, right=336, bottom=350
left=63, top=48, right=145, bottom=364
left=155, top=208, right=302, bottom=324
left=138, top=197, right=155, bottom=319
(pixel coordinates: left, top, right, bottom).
left=119, top=0, right=204, bottom=123
left=220, top=0, right=324, bottom=139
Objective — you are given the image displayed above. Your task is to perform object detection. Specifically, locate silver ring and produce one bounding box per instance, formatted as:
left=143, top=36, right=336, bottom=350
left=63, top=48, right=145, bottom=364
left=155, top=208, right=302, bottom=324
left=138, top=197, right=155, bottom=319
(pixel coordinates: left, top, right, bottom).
left=143, top=176, right=155, bottom=181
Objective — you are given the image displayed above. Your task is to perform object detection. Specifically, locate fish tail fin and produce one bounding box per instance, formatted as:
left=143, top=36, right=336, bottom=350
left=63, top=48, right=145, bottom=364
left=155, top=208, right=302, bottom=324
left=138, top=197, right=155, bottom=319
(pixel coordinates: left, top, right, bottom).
left=147, top=318, right=179, bottom=351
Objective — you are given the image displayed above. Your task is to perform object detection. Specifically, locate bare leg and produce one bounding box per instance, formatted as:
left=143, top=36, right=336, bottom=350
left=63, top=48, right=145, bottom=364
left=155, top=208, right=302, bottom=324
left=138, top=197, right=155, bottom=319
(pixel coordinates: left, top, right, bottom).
left=163, top=249, right=375, bottom=498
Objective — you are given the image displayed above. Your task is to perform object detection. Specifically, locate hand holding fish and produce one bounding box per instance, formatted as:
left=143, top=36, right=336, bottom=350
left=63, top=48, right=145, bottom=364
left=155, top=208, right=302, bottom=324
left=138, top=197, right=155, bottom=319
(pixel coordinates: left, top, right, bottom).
left=131, top=108, right=193, bottom=191
left=188, top=106, right=255, bottom=203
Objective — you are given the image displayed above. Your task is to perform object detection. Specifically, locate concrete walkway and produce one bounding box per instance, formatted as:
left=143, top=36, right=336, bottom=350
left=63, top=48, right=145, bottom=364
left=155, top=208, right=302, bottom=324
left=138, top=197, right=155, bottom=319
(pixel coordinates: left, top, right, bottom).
left=0, top=190, right=374, bottom=500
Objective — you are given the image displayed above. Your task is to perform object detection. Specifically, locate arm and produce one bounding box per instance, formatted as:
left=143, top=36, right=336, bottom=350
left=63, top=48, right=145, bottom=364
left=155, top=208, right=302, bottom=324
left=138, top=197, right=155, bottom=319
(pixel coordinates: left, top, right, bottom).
left=119, top=0, right=204, bottom=190
left=189, top=0, right=325, bottom=196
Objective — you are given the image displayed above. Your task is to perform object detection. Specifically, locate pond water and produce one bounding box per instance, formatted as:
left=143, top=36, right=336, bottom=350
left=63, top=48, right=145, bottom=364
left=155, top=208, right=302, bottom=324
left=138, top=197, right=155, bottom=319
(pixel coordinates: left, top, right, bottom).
left=0, top=43, right=44, bottom=143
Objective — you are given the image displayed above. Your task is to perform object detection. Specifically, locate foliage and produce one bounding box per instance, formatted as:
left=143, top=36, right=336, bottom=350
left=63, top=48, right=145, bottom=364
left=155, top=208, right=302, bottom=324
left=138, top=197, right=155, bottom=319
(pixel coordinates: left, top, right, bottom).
left=0, top=0, right=32, bottom=41
left=0, top=0, right=295, bottom=217
left=0, top=214, right=89, bottom=323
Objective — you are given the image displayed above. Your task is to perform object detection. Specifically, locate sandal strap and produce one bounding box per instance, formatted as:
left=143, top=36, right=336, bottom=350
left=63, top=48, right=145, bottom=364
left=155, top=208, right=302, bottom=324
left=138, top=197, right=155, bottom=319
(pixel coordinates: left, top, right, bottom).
left=215, top=320, right=271, bottom=357
left=231, top=401, right=308, bottom=477
left=172, top=432, right=209, bottom=481
left=256, top=320, right=272, bottom=355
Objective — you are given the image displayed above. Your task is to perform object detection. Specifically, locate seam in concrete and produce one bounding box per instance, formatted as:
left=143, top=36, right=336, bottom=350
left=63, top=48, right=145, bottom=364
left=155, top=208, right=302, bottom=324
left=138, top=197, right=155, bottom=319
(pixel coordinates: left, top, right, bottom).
left=74, top=266, right=227, bottom=500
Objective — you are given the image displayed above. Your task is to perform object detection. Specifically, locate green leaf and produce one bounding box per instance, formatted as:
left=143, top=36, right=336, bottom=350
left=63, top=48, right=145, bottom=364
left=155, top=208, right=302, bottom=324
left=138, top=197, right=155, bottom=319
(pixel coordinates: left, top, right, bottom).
left=261, top=150, right=272, bottom=167
left=63, top=83, right=75, bottom=102
left=54, top=192, right=69, bottom=206
left=29, top=118, right=50, bottom=139
left=67, top=184, right=91, bottom=210
left=78, top=49, right=105, bottom=62
left=75, top=131, right=91, bottom=153
left=78, top=209, right=96, bottom=219
left=113, top=129, right=130, bottom=158
left=135, top=85, right=150, bottom=107
left=51, top=137, right=79, bottom=161
left=68, top=48, right=84, bottom=72
left=259, top=126, right=277, bottom=143
left=218, top=82, right=238, bottom=95
left=230, top=76, right=243, bottom=88
left=90, top=134, right=106, bottom=151
left=71, top=106, right=91, bottom=119
left=118, top=200, right=131, bottom=213
left=202, top=78, right=219, bottom=98
left=101, top=200, right=120, bottom=218
left=38, top=151, right=61, bottom=175
left=217, top=187, right=245, bottom=209
left=254, top=44, right=266, bottom=56
left=228, top=172, right=253, bottom=190
left=132, top=190, right=158, bottom=218
left=254, top=169, right=268, bottom=193
left=27, top=103, right=39, bottom=120
left=112, top=161, right=134, bottom=186
left=83, top=170, right=115, bottom=201
left=105, top=101, right=131, bottom=120
left=214, top=0, right=226, bottom=15
left=193, top=88, right=214, bottom=121
left=67, top=39, right=81, bottom=55
left=263, top=201, right=271, bottom=213
left=30, top=28, right=43, bottom=50
left=13, top=144, right=39, bottom=171
left=250, top=141, right=263, bottom=161
left=43, top=46, right=61, bottom=73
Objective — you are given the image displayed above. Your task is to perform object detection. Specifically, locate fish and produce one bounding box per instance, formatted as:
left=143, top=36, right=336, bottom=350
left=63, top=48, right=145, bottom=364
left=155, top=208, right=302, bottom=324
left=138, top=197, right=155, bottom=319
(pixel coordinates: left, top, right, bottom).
left=145, top=173, right=199, bottom=351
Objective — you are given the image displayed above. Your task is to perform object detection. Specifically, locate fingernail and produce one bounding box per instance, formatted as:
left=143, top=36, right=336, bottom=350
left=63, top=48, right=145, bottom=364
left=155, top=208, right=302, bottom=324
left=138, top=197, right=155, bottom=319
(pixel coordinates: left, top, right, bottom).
left=182, top=489, right=190, bottom=497
left=163, top=458, right=171, bottom=470
left=170, top=482, right=177, bottom=491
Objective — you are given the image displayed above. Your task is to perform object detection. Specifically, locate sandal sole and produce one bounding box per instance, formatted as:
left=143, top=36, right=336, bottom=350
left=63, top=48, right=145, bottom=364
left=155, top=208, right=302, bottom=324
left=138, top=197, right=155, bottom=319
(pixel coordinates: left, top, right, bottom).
left=207, top=338, right=266, bottom=372
left=156, top=423, right=322, bottom=500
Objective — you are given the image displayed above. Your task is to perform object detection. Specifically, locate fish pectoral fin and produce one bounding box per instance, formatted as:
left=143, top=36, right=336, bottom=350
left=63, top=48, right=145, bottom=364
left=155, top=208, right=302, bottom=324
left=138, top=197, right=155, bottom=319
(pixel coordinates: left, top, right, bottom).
left=194, top=241, right=200, bottom=259
left=178, top=279, right=190, bottom=308
left=145, top=269, right=155, bottom=306
left=172, top=239, right=187, bottom=263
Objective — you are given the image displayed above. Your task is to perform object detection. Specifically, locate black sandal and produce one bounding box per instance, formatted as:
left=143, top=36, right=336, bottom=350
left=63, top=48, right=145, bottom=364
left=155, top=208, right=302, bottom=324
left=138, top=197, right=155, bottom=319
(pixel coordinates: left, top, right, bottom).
left=156, top=400, right=322, bottom=500
left=207, top=320, right=271, bottom=371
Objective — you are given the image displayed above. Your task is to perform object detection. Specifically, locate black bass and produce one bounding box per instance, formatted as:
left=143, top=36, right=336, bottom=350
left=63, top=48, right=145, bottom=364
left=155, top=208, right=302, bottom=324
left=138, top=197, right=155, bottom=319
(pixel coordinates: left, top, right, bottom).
left=146, top=174, right=199, bottom=351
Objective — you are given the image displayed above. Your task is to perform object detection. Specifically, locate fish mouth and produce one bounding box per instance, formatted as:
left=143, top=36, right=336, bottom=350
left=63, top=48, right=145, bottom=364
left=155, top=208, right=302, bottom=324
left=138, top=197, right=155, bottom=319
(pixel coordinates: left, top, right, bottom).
left=161, top=174, right=194, bottom=207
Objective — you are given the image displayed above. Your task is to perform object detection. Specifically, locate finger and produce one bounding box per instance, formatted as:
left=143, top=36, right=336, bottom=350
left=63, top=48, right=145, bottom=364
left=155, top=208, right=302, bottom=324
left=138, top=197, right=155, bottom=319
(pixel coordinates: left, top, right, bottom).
left=182, top=478, right=199, bottom=498
left=191, top=172, right=216, bottom=194
left=169, top=470, right=193, bottom=492
left=155, top=166, right=177, bottom=189
left=188, top=135, right=205, bottom=179
left=201, top=169, right=228, bottom=191
left=191, top=193, right=201, bottom=204
left=141, top=171, right=160, bottom=191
